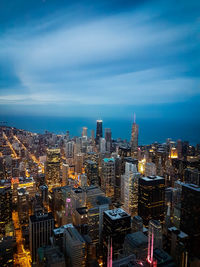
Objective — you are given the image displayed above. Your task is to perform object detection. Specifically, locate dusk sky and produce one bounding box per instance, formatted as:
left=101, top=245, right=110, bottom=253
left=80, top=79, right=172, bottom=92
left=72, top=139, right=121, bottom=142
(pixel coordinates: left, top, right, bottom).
left=0, top=0, right=200, bottom=120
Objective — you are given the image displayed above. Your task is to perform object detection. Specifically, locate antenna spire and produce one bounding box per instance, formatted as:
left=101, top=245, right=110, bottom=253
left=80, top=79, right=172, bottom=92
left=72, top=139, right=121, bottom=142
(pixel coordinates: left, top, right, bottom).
left=134, top=113, right=136, bottom=124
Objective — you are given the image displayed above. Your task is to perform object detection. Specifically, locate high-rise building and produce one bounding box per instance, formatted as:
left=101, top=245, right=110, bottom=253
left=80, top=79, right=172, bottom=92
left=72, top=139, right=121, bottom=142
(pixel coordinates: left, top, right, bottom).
left=148, top=220, right=163, bottom=251
left=84, top=160, right=99, bottom=186
left=65, top=141, right=74, bottom=158
left=95, top=120, right=103, bottom=145
left=0, top=185, right=12, bottom=237
left=123, top=231, right=148, bottom=260
left=180, top=183, right=200, bottom=257
left=75, top=153, right=84, bottom=174
left=102, top=208, right=131, bottom=263
left=138, top=176, right=165, bottom=226
left=64, top=224, right=86, bottom=267
left=105, top=128, right=112, bottom=152
left=145, top=162, right=156, bottom=177
left=131, top=114, right=139, bottom=157
left=82, top=127, right=88, bottom=137
left=122, top=162, right=140, bottom=216
left=101, top=158, right=115, bottom=200
left=45, top=148, right=61, bottom=190
left=100, top=138, right=106, bottom=153
left=62, top=163, right=69, bottom=186
left=37, top=246, right=66, bottom=267
left=29, top=211, right=54, bottom=263
left=132, top=215, right=143, bottom=233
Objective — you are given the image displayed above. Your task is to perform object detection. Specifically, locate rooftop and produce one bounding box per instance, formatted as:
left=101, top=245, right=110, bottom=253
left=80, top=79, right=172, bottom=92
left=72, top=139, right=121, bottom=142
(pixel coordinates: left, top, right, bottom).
left=125, top=231, right=148, bottom=248
left=104, top=208, right=130, bottom=220
left=183, top=183, right=200, bottom=192
left=103, top=158, right=115, bottom=163
left=142, top=176, right=164, bottom=182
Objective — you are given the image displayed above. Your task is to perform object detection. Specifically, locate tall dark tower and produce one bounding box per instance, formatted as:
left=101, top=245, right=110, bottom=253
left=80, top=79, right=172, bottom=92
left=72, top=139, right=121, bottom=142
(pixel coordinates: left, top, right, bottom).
left=138, top=176, right=165, bottom=227
left=96, top=120, right=103, bottom=145
left=131, top=113, right=138, bottom=157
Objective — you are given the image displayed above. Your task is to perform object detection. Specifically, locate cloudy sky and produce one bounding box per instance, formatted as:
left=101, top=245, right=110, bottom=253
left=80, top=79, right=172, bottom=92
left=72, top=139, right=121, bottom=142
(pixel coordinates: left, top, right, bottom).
left=0, top=0, right=200, bottom=119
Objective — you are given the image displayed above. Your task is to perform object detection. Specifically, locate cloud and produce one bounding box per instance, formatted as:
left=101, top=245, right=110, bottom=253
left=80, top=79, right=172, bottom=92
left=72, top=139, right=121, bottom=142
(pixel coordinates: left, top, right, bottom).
left=0, top=0, right=200, bottom=116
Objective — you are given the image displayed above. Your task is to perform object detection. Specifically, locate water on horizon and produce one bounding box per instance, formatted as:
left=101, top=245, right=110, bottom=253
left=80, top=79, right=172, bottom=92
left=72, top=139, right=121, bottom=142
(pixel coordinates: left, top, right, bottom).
left=1, top=115, right=200, bottom=145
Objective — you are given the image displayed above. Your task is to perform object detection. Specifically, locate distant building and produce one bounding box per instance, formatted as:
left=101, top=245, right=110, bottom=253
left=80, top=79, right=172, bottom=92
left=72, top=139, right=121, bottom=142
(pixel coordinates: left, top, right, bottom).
left=131, top=115, right=139, bottom=157
left=105, top=128, right=112, bottom=152
left=65, top=141, right=74, bottom=158
left=100, top=138, right=106, bottom=153
left=82, top=127, right=88, bottom=138
left=95, top=120, right=103, bottom=145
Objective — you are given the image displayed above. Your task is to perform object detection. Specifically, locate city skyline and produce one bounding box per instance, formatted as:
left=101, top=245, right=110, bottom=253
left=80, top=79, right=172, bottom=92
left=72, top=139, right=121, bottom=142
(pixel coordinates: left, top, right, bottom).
left=0, top=1, right=200, bottom=266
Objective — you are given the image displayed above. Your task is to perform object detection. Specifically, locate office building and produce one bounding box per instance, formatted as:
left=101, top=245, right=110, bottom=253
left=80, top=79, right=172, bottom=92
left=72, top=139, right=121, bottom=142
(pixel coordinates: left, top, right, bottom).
left=122, top=162, right=140, bottom=216
left=105, top=128, right=112, bottom=152
left=84, top=160, right=99, bottom=186
left=123, top=231, right=148, bottom=260
left=145, top=162, right=156, bottom=177
left=37, top=246, right=66, bottom=267
left=100, top=137, right=106, bottom=153
left=166, top=226, right=188, bottom=267
left=131, top=115, right=139, bottom=157
left=101, top=158, right=115, bottom=200
left=95, top=120, right=103, bottom=145
left=65, top=141, right=74, bottom=158
left=102, top=208, right=131, bottom=263
left=62, top=163, right=69, bottom=186
left=0, top=236, right=16, bottom=267
left=0, top=186, right=12, bottom=237
left=29, top=211, right=54, bottom=263
left=132, top=216, right=143, bottom=233
left=148, top=220, right=163, bottom=250
left=45, top=148, right=61, bottom=190
left=64, top=224, right=86, bottom=267
left=180, top=183, right=200, bottom=257
left=75, top=153, right=84, bottom=174
left=138, top=176, right=165, bottom=226
left=184, top=167, right=200, bottom=186
left=82, top=127, right=88, bottom=138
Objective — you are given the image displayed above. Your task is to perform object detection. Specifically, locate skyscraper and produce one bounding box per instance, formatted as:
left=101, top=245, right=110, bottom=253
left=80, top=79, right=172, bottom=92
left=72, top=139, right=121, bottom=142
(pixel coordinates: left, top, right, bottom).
left=84, top=160, right=99, bottom=186
left=122, top=162, right=140, bottom=216
left=148, top=220, right=163, bottom=251
left=100, top=137, right=106, bottom=153
left=82, top=127, right=87, bottom=137
left=102, top=208, right=131, bottom=264
left=29, top=211, right=54, bottom=263
left=138, top=176, right=165, bottom=226
left=105, top=128, right=112, bottom=152
left=180, top=183, right=200, bottom=257
left=45, top=148, right=61, bottom=190
left=95, top=120, right=103, bottom=145
left=131, top=114, right=139, bottom=157
left=63, top=224, right=86, bottom=267
left=101, top=158, right=115, bottom=200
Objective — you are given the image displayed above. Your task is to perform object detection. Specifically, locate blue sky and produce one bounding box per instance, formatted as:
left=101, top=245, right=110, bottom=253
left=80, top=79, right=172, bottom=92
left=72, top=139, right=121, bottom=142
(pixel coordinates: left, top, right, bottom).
left=0, top=0, right=200, bottom=120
